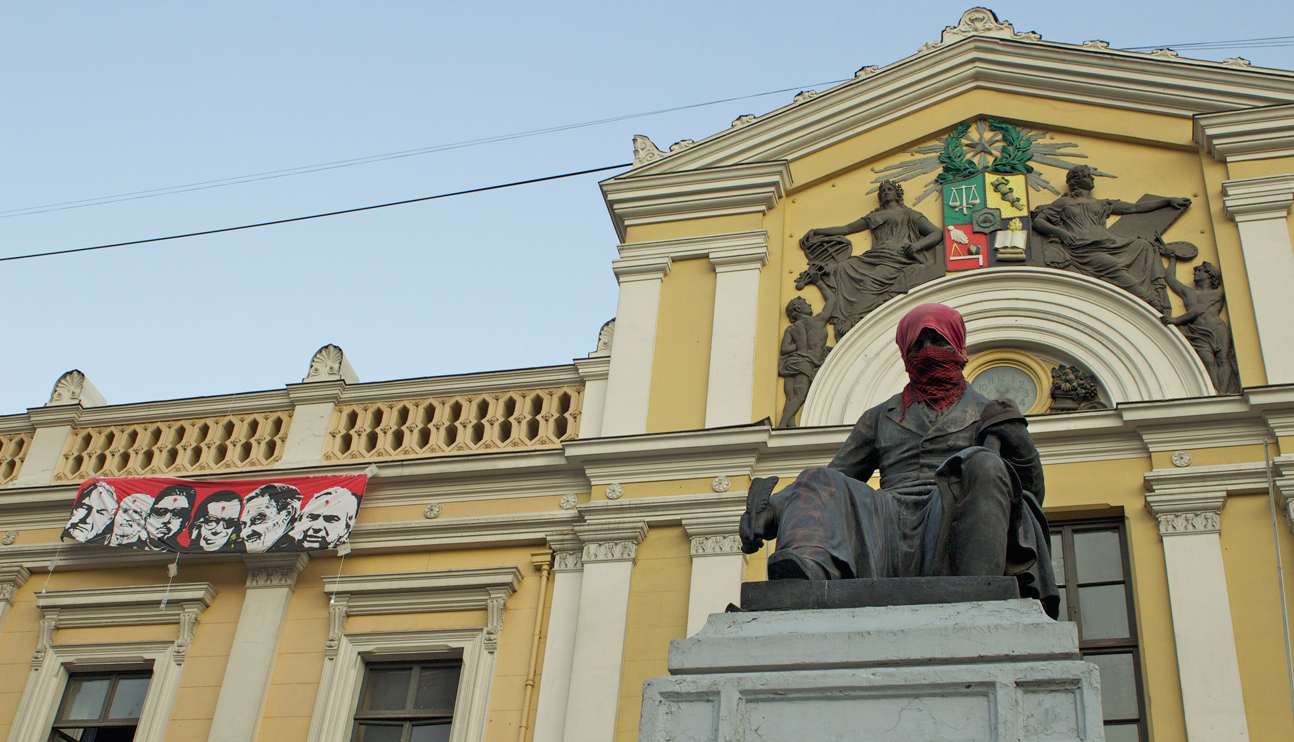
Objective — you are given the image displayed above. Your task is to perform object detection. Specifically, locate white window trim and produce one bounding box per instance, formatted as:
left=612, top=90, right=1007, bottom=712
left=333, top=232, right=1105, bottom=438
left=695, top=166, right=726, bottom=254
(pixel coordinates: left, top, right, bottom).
left=306, top=628, right=495, bottom=742
left=6, top=582, right=215, bottom=742
left=308, top=567, right=520, bottom=742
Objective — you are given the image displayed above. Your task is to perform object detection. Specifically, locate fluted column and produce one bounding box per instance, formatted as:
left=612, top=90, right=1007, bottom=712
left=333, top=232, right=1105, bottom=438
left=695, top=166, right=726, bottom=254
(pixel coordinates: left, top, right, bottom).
left=207, top=554, right=309, bottom=742
left=682, top=515, right=746, bottom=636
left=562, top=520, right=647, bottom=742
left=531, top=534, right=584, bottom=742
left=1144, top=489, right=1249, bottom=742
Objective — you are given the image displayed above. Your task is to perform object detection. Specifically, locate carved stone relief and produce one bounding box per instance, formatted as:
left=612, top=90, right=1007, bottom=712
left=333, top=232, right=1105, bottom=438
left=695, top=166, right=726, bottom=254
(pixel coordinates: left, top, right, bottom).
left=304, top=344, right=357, bottom=383
left=1161, top=258, right=1241, bottom=394
left=1157, top=511, right=1220, bottom=536
left=1048, top=365, right=1107, bottom=413
left=633, top=135, right=668, bottom=167
left=690, top=535, right=743, bottom=556
left=47, top=370, right=104, bottom=407
left=582, top=540, right=637, bottom=563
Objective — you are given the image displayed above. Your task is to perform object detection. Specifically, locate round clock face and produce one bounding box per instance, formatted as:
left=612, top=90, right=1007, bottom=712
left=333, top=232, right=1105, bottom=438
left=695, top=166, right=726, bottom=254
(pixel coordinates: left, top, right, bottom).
left=971, top=365, right=1038, bottom=412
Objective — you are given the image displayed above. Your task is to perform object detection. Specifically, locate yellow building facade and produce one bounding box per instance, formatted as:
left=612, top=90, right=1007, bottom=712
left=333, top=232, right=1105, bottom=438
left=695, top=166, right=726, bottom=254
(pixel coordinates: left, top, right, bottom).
left=2, top=7, right=1294, bottom=742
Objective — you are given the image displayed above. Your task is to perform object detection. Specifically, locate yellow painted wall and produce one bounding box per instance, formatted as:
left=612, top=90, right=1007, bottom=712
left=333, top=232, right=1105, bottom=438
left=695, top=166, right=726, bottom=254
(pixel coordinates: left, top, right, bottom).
left=613, top=526, right=691, bottom=742
left=645, top=258, right=716, bottom=433
left=1220, top=493, right=1294, bottom=740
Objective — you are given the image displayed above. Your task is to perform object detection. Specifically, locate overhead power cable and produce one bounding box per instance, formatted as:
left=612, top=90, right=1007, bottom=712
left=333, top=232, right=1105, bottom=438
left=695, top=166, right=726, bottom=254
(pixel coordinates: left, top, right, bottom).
left=0, top=79, right=849, bottom=220
left=1121, top=34, right=1294, bottom=52
left=0, top=163, right=630, bottom=264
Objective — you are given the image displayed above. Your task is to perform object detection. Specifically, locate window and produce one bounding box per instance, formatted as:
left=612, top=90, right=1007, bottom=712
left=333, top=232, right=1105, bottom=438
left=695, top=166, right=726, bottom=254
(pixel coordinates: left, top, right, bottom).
left=48, top=672, right=151, bottom=742
left=351, top=660, right=462, bottom=742
left=1050, top=519, right=1145, bottom=742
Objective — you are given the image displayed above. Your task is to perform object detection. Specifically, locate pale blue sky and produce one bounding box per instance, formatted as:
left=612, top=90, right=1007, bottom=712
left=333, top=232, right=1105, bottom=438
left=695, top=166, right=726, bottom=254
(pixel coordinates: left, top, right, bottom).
left=3, top=2, right=1292, bottom=415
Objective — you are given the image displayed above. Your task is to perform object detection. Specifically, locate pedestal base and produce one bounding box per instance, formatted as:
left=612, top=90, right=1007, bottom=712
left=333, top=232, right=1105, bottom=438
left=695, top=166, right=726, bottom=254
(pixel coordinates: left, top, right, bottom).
left=640, top=599, right=1105, bottom=741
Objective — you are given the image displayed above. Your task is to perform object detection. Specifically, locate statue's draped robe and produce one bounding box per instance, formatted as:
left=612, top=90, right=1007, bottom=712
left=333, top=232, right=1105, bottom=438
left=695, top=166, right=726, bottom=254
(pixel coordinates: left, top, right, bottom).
left=1032, top=196, right=1168, bottom=312
left=824, top=206, right=938, bottom=327
left=769, top=389, right=1059, bottom=617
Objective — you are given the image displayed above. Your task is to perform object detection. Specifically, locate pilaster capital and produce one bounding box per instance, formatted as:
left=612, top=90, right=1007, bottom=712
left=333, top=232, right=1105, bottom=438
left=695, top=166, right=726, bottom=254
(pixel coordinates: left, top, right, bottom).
left=1145, top=489, right=1226, bottom=537
left=25, top=405, right=83, bottom=429
left=245, top=554, right=310, bottom=589
left=0, top=565, right=30, bottom=603
left=285, top=379, right=348, bottom=406
left=547, top=532, right=584, bottom=572
left=574, top=519, right=648, bottom=563
left=1222, top=174, right=1294, bottom=222
left=1195, top=104, right=1294, bottom=163
left=1153, top=511, right=1221, bottom=536
left=682, top=514, right=745, bottom=557
left=612, top=256, right=672, bottom=283
left=709, top=245, right=769, bottom=273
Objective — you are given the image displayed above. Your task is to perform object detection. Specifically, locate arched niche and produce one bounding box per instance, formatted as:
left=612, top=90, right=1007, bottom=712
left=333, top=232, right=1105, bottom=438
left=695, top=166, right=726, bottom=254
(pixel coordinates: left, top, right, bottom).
left=799, top=267, right=1214, bottom=426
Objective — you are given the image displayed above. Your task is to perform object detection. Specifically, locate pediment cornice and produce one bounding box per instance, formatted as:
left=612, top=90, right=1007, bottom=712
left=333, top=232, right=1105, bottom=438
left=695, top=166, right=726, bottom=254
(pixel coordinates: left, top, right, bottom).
left=616, top=26, right=1294, bottom=182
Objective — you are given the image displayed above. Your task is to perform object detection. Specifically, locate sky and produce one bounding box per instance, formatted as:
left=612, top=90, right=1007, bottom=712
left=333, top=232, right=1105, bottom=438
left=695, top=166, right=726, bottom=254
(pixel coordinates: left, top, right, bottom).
left=3, top=2, right=1293, bottom=416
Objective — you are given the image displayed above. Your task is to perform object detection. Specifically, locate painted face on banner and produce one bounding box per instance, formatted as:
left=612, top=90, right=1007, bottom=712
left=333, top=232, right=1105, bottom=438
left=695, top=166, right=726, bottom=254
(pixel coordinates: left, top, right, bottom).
left=145, top=490, right=192, bottom=545
left=241, top=485, right=300, bottom=553
left=193, top=498, right=241, bottom=552
left=108, top=493, right=153, bottom=546
left=290, top=488, right=359, bottom=550
left=67, top=483, right=118, bottom=542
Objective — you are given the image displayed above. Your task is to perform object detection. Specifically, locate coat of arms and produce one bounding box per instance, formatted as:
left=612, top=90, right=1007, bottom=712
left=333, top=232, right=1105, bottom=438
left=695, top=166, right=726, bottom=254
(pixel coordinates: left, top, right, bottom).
left=942, top=172, right=1030, bottom=271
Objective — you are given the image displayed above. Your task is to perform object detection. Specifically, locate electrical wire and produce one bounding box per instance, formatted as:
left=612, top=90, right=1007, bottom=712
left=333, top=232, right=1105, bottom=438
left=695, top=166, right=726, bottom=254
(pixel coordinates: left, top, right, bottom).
left=0, top=79, right=848, bottom=220
left=1120, top=35, right=1294, bottom=52
left=0, top=163, right=630, bottom=264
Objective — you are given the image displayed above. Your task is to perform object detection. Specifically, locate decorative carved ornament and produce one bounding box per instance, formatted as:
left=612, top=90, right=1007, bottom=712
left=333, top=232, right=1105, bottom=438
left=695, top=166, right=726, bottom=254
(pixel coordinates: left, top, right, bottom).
left=424, top=503, right=442, bottom=519
left=595, top=319, right=615, bottom=354
left=1, top=530, right=16, bottom=545
left=305, top=344, right=354, bottom=383
left=668, top=139, right=696, bottom=153
left=633, top=135, right=668, bottom=167
left=690, top=535, right=743, bottom=556
left=605, top=483, right=625, bottom=500
left=917, top=7, right=1041, bottom=54
left=246, top=556, right=308, bottom=589
left=0, top=433, right=30, bottom=486
left=48, top=370, right=89, bottom=405
left=711, top=476, right=731, bottom=493
left=1157, top=511, right=1220, bottom=536
left=1171, top=451, right=1193, bottom=468
left=792, top=90, right=819, bottom=104
left=730, top=114, right=757, bottom=128
left=559, top=494, right=578, bottom=510
left=553, top=549, right=583, bottom=571
left=582, top=540, right=637, bottom=563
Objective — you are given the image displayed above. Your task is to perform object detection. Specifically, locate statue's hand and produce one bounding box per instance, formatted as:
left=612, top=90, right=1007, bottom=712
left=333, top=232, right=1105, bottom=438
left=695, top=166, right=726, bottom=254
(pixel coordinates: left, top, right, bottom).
left=1160, top=314, right=1173, bottom=325
left=1169, top=197, right=1192, bottom=209
left=739, top=476, right=780, bottom=554
left=901, top=243, right=916, bottom=260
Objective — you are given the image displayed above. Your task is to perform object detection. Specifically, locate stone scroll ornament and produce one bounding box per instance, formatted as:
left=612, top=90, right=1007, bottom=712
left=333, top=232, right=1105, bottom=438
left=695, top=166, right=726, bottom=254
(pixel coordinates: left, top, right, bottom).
left=61, top=473, right=369, bottom=554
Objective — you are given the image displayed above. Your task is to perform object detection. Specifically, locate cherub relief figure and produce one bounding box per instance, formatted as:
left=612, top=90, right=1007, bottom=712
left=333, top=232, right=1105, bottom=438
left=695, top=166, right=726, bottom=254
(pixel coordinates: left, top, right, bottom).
left=800, top=180, right=943, bottom=339
left=1031, top=165, right=1190, bottom=313
left=1160, top=257, right=1240, bottom=394
left=777, top=281, right=836, bottom=428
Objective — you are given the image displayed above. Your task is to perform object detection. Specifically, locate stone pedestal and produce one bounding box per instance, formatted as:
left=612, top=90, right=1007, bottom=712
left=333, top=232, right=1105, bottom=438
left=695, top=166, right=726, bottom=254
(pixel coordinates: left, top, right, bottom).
left=639, top=599, right=1104, bottom=741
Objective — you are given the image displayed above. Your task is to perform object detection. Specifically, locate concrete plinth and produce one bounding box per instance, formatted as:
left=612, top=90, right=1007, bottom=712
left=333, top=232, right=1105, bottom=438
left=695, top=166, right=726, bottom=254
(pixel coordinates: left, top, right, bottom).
left=640, top=599, right=1104, bottom=741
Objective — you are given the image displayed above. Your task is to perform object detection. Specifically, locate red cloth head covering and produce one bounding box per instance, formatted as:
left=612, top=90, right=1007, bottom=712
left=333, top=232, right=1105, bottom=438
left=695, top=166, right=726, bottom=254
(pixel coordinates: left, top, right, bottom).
left=895, top=303, right=968, bottom=361
left=896, top=304, right=969, bottom=416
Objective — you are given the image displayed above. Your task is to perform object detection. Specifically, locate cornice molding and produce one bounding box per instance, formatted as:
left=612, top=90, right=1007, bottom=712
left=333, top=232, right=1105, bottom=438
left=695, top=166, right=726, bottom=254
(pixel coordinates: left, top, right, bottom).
left=1144, top=461, right=1270, bottom=499
left=337, top=364, right=582, bottom=405
left=580, top=492, right=746, bottom=528
left=1222, top=174, right=1294, bottom=222
left=35, top=582, right=216, bottom=666
left=25, top=405, right=84, bottom=429
left=572, top=356, right=611, bottom=383
left=0, top=414, right=35, bottom=435
left=70, top=390, right=290, bottom=428
left=709, top=245, right=770, bottom=273
left=547, top=532, right=584, bottom=572
left=322, top=567, right=521, bottom=653
left=563, top=423, right=770, bottom=486
left=285, top=379, right=347, bottom=406
left=573, top=519, right=647, bottom=564
left=618, top=230, right=769, bottom=262
left=601, top=161, right=792, bottom=241
left=622, top=37, right=1294, bottom=179
left=1195, top=103, right=1294, bottom=162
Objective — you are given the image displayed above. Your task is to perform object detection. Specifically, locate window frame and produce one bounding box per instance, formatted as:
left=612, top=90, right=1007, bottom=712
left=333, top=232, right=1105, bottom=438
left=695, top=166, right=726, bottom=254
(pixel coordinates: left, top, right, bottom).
left=307, top=629, right=495, bottom=742
left=48, top=669, right=153, bottom=741
left=1051, top=517, right=1146, bottom=742
left=349, top=659, right=462, bottom=742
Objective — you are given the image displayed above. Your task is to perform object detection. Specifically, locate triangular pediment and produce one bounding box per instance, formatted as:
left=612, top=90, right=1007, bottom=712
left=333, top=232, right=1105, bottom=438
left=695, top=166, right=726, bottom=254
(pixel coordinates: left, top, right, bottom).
left=614, top=8, right=1294, bottom=181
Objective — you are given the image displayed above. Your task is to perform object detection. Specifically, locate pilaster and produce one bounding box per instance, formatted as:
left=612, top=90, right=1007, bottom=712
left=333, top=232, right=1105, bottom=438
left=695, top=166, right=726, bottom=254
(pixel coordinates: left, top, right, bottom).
left=705, top=244, right=769, bottom=428
left=602, top=258, right=671, bottom=436
left=1222, top=174, right=1294, bottom=384
left=1145, top=467, right=1251, bottom=742
left=532, top=533, right=584, bottom=742
left=573, top=356, right=611, bottom=439
left=563, top=520, right=648, bottom=742
left=207, top=554, right=309, bottom=742
left=682, top=515, right=746, bottom=636
left=276, top=379, right=348, bottom=469
left=11, top=405, right=83, bottom=488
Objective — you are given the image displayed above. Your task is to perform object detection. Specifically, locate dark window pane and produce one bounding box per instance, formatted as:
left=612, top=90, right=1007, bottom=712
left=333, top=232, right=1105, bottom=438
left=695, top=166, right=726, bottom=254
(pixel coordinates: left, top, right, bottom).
left=1050, top=533, right=1066, bottom=586
left=355, top=723, right=404, bottom=742
left=1074, top=530, right=1123, bottom=584
left=1104, top=722, right=1141, bottom=742
left=363, top=669, right=412, bottom=712
left=61, top=678, right=111, bottom=721
left=410, top=723, right=453, bottom=742
left=1086, top=653, right=1139, bottom=720
left=1078, top=585, right=1130, bottom=640
left=107, top=677, right=150, bottom=720
left=50, top=727, right=136, bottom=742
left=414, top=666, right=461, bottom=712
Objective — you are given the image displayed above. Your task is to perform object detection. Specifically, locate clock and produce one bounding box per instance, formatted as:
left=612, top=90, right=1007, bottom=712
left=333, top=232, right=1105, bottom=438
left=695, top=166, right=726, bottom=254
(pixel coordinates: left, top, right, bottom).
left=970, top=365, right=1038, bottom=412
